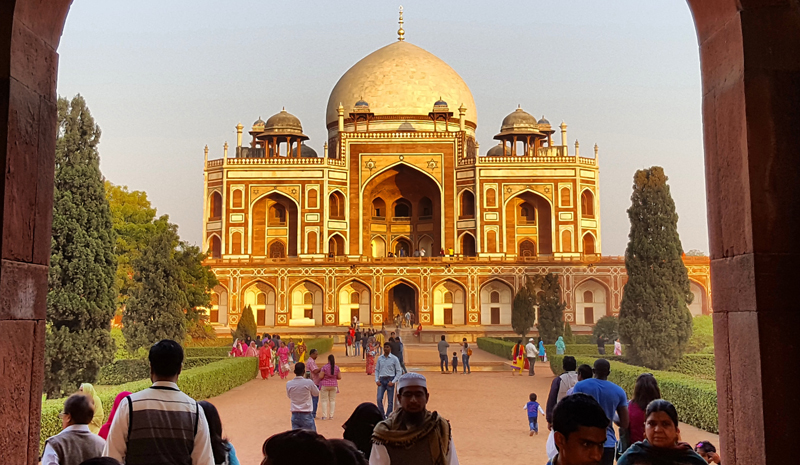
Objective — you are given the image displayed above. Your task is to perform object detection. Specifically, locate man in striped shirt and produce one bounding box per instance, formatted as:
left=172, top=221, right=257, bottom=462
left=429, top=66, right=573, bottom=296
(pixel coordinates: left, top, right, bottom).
left=103, top=340, right=214, bottom=465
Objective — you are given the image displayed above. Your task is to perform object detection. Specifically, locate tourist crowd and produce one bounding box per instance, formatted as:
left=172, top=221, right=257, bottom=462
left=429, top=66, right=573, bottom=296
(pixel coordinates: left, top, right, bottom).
left=43, top=335, right=721, bottom=465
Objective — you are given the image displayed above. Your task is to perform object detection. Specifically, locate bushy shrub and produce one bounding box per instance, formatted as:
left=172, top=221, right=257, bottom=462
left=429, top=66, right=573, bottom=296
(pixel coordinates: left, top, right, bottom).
left=574, top=335, right=594, bottom=344
left=232, top=305, right=257, bottom=341
left=592, top=316, right=619, bottom=343
left=549, top=355, right=718, bottom=433
left=41, top=357, right=257, bottom=451
left=306, top=337, right=334, bottom=355
left=111, top=328, right=147, bottom=361
left=667, top=354, right=715, bottom=380
left=686, top=315, right=714, bottom=354
left=97, top=357, right=223, bottom=385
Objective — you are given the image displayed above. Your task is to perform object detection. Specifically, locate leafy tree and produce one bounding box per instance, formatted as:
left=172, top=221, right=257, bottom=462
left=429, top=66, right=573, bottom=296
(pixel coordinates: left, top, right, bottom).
left=511, top=285, right=536, bottom=338
left=122, top=227, right=188, bottom=351
left=533, top=273, right=566, bottom=343
left=45, top=95, right=118, bottom=397
left=593, top=316, right=619, bottom=344
left=105, top=182, right=170, bottom=307
left=233, top=305, right=257, bottom=341
left=176, top=241, right=219, bottom=321
left=619, top=167, right=694, bottom=369
left=563, top=320, right=575, bottom=344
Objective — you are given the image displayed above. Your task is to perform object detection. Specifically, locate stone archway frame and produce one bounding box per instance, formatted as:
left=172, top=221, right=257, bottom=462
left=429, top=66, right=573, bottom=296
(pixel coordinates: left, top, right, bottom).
left=239, top=279, right=278, bottom=326
left=502, top=188, right=556, bottom=257
left=336, top=278, right=373, bottom=326
left=359, top=161, right=444, bottom=255
left=248, top=189, right=301, bottom=256
left=382, top=277, right=422, bottom=325
left=430, top=277, right=469, bottom=325
left=573, top=277, right=612, bottom=323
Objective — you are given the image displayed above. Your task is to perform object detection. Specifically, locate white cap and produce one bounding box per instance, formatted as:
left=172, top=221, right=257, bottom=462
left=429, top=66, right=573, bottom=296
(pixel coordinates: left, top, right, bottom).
left=397, top=372, right=427, bottom=391
left=529, top=338, right=535, bottom=342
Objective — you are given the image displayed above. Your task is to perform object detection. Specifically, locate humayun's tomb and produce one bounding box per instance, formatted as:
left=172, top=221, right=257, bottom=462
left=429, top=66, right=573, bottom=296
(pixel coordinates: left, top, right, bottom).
left=201, top=13, right=711, bottom=338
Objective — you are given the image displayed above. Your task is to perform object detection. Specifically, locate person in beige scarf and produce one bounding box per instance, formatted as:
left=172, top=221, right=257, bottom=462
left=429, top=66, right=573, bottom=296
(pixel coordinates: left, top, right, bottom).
left=370, top=373, right=459, bottom=465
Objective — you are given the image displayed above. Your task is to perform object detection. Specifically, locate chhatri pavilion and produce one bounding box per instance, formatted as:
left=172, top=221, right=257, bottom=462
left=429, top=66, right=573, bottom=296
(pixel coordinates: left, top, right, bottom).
left=202, top=11, right=711, bottom=338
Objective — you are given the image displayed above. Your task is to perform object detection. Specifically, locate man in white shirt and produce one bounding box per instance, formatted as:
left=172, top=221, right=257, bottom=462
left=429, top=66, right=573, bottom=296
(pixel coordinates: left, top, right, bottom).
left=103, top=339, right=214, bottom=465
left=286, top=361, right=320, bottom=431
left=374, top=342, right=403, bottom=418
left=370, top=373, right=459, bottom=465
left=42, top=394, right=105, bottom=465
left=525, top=338, right=540, bottom=376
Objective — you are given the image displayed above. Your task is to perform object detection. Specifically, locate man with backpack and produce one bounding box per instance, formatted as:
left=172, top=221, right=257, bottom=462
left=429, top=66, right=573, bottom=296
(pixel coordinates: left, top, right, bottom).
left=461, top=338, right=472, bottom=374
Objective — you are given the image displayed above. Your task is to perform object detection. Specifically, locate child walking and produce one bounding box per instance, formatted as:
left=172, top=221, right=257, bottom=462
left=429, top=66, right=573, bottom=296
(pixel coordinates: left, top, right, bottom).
left=525, top=393, right=545, bottom=436
left=451, top=351, right=459, bottom=374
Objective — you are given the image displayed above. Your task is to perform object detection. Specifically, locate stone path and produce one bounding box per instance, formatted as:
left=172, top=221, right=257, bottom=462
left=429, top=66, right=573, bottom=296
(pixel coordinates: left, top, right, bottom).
left=209, top=346, right=719, bottom=465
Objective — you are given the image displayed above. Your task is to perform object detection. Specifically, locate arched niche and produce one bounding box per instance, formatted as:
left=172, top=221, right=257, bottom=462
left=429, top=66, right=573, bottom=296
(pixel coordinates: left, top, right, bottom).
left=480, top=280, right=513, bottom=325
left=290, top=281, right=323, bottom=326
left=432, top=280, right=466, bottom=325
left=574, top=279, right=609, bottom=325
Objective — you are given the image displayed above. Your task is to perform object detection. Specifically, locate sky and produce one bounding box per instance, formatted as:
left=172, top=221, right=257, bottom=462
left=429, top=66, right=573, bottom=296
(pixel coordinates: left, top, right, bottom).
left=56, top=0, right=708, bottom=255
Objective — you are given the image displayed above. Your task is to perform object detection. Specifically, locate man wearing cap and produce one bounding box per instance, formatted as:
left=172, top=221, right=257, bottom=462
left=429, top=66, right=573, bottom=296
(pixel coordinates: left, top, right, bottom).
left=370, top=373, right=458, bottom=465
left=525, top=338, right=539, bottom=376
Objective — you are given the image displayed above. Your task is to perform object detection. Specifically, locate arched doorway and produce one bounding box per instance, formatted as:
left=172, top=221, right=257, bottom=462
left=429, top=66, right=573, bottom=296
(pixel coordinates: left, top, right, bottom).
left=460, top=233, right=476, bottom=257
left=251, top=192, right=299, bottom=256
left=291, top=281, right=323, bottom=326
left=689, top=281, right=706, bottom=316
left=433, top=281, right=467, bottom=325
left=339, top=281, right=370, bottom=326
left=506, top=191, right=553, bottom=254
left=371, top=236, right=386, bottom=258
left=362, top=164, right=442, bottom=257
left=329, top=234, right=345, bottom=256
left=574, top=279, right=609, bottom=325
left=243, top=282, right=276, bottom=327
left=386, top=281, right=417, bottom=326
left=393, top=237, right=412, bottom=257
left=480, top=280, right=513, bottom=325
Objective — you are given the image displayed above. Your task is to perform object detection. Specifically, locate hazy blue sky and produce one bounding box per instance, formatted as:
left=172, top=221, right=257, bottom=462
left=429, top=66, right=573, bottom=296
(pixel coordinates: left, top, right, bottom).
left=56, top=0, right=707, bottom=255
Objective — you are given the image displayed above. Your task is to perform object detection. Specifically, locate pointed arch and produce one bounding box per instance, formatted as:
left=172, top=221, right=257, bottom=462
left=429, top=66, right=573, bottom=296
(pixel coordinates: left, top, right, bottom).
left=207, top=234, right=221, bottom=259
left=504, top=189, right=554, bottom=255
left=289, top=280, right=324, bottom=326
left=582, top=232, right=597, bottom=254
left=328, top=232, right=347, bottom=256
left=581, top=189, right=595, bottom=218
left=250, top=190, right=299, bottom=257
left=561, top=229, right=573, bottom=253
left=337, top=279, right=372, bottom=326
left=479, top=279, right=514, bottom=325
left=384, top=278, right=420, bottom=326
left=370, top=235, right=386, bottom=258
left=459, top=189, right=475, bottom=219
left=209, top=191, right=222, bottom=220
left=574, top=278, right=610, bottom=325
left=458, top=231, right=477, bottom=257
left=329, top=190, right=346, bottom=220
left=432, top=279, right=466, bottom=325
left=241, top=280, right=277, bottom=327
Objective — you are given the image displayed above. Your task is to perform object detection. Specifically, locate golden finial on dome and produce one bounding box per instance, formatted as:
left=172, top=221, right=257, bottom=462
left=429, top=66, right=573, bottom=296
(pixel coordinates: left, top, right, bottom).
left=398, top=6, right=405, bottom=41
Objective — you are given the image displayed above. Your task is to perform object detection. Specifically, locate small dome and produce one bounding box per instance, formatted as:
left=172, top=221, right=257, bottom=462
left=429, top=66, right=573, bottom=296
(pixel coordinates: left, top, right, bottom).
left=354, top=99, right=370, bottom=108
left=487, top=144, right=505, bottom=157
left=500, top=106, right=538, bottom=133
left=300, top=143, right=318, bottom=158
left=537, top=115, right=551, bottom=126
left=264, top=108, right=303, bottom=133
left=252, top=117, right=265, bottom=129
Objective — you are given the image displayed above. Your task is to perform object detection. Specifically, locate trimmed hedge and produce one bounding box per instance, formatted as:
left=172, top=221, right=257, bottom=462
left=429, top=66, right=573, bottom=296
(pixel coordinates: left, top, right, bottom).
left=97, top=357, right=223, bottom=385
left=186, top=336, right=234, bottom=348
left=548, top=355, right=718, bottom=433
left=476, top=337, right=600, bottom=359
left=41, top=357, right=257, bottom=451
left=185, top=347, right=232, bottom=358
left=667, top=354, right=716, bottom=380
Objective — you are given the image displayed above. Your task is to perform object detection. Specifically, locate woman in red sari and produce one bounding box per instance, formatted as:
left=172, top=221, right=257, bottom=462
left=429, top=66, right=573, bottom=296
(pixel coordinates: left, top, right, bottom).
left=258, top=343, right=273, bottom=379
left=229, top=339, right=243, bottom=357
left=365, top=336, right=377, bottom=375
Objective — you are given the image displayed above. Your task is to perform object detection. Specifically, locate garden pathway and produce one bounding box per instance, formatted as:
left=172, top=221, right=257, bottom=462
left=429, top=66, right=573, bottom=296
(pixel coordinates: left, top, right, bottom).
left=209, top=346, right=719, bottom=465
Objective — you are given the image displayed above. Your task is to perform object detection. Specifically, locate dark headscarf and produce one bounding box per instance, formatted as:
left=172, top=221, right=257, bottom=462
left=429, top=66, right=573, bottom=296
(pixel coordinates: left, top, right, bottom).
left=342, top=402, right=384, bottom=459
left=618, top=440, right=707, bottom=465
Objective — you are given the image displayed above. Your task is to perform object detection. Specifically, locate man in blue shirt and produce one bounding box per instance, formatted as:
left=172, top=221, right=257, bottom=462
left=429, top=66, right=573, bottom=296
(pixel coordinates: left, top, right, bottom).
left=374, top=342, right=403, bottom=418
left=572, top=359, right=629, bottom=465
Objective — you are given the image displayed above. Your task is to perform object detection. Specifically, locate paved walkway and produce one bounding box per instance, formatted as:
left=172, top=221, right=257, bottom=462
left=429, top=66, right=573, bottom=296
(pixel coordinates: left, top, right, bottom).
left=209, top=346, right=719, bottom=465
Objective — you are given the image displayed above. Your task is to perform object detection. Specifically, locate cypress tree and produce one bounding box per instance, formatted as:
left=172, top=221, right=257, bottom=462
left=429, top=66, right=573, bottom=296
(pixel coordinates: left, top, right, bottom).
left=122, top=227, right=188, bottom=351
left=619, top=167, right=693, bottom=369
left=45, top=95, right=117, bottom=398
left=534, top=273, right=566, bottom=344
left=233, top=305, right=257, bottom=341
left=511, top=285, right=535, bottom=338
left=563, top=320, right=575, bottom=344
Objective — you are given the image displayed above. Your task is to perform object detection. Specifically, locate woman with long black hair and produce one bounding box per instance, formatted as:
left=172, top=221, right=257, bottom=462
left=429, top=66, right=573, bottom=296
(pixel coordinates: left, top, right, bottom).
left=319, top=353, right=342, bottom=420
left=198, top=400, right=240, bottom=465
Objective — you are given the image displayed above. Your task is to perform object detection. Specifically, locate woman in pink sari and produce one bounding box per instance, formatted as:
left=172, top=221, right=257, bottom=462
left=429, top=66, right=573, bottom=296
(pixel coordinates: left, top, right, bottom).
left=98, top=391, right=132, bottom=439
left=277, top=341, right=291, bottom=379
left=259, top=343, right=273, bottom=379
left=365, top=336, right=377, bottom=375
left=245, top=342, right=258, bottom=357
